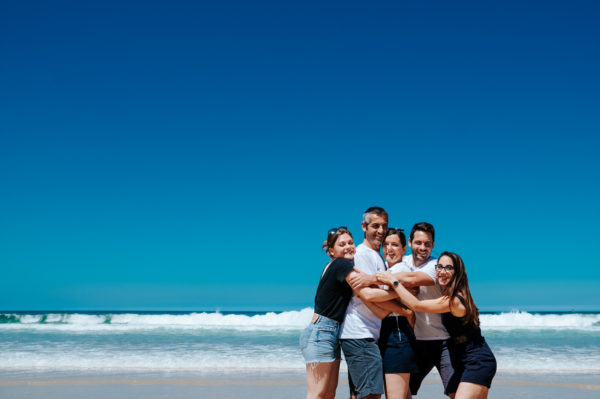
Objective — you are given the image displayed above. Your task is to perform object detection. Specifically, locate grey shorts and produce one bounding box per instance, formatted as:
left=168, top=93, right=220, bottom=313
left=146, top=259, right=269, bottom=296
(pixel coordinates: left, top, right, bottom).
left=341, top=338, right=384, bottom=398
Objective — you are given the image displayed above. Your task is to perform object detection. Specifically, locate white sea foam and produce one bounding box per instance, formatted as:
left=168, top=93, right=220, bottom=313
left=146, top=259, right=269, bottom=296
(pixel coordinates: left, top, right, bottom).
left=495, top=346, right=600, bottom=373
left=0, top=348, right=305, bottom=372
left=1, top=344, right=599, bottom=373
left=480, top=311, right=600, bottom=331
left=1, top=310, right=599, bottom=373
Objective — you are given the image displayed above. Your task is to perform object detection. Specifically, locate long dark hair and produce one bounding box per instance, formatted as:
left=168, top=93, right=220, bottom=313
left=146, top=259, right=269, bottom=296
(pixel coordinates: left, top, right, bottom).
left=439, top=251, right=480, bottom=328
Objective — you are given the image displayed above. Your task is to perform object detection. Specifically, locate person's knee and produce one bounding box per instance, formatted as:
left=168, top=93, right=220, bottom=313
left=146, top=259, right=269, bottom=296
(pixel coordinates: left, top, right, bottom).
left=308, top=388, right=336, bottom=399
left=316, top=392, right=335, bottom=399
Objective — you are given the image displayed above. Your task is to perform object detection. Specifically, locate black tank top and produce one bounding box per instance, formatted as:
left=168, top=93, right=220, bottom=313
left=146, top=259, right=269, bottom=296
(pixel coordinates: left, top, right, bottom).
left=441, top=295, right=482, bottom=340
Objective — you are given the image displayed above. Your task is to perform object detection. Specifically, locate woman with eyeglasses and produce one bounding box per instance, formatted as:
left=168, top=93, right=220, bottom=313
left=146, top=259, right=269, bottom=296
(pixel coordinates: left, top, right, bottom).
left=299, top=227, right=367, bottom=399
left=376, top=252, right=496, bottom=399
left=378, top=228, right=419, bottom=399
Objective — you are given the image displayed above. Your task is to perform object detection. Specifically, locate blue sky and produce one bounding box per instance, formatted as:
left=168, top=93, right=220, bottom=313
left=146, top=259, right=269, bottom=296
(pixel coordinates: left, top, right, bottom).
left=1, top=1, right=599, bottom=311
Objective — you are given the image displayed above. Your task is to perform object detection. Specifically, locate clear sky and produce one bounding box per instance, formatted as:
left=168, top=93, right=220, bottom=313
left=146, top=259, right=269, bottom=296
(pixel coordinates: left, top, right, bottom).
left=1, top=1, right=599, bottom=311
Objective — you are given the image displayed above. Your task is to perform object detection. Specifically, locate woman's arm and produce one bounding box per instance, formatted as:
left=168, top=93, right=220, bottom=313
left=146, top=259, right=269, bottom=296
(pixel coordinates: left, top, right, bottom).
left=376, top=271, right=463, bottom=314
left=392, top=271, right=435, bottom=288
left=365, top=299, right=416, bottom=327
left=361, top=298, right=390, bottom=319
left=374, top=299, right=413, bottom=317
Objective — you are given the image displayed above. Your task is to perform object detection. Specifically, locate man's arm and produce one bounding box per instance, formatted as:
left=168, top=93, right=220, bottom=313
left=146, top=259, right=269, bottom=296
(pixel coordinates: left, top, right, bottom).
left=361, top=300, right=390, bottom=320
left=354, top=286, right=398, bottom=302
left=358, top=298, right=415, bottom=322
left=392, top=271, right=435, bottom=288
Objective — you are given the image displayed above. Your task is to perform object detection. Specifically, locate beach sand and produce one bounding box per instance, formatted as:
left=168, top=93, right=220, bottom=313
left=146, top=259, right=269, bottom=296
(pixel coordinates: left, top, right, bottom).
left=1, top=370, right=599, bottom=398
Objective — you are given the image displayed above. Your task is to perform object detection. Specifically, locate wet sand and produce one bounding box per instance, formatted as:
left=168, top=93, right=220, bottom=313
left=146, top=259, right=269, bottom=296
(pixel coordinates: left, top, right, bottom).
left=1, top=370, right=599, bottom=398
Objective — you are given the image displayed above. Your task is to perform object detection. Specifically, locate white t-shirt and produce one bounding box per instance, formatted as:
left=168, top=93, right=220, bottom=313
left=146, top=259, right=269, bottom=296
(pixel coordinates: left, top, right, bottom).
left=386, top=261, right=411, bottom=317
left=402, top=254, right=450, bottom=340
left=340, top=243, right=386, bottom=340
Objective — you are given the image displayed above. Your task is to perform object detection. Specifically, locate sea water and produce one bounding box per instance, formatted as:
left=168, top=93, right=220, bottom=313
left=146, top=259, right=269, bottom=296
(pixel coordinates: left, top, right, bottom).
left=1, top=309, right=599, bottom=374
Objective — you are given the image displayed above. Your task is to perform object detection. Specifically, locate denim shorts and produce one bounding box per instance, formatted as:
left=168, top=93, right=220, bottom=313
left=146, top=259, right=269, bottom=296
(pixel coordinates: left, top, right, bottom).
left=299, top=314, right=341, bottom=363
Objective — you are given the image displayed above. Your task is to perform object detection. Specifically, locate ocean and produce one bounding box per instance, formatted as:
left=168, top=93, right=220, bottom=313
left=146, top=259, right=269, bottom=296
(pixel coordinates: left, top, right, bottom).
left=1, top=309, right=599, bottom=375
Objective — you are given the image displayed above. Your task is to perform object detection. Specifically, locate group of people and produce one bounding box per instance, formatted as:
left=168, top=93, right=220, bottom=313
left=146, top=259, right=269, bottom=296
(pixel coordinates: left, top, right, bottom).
left=299, top=207, right=497, bottom=399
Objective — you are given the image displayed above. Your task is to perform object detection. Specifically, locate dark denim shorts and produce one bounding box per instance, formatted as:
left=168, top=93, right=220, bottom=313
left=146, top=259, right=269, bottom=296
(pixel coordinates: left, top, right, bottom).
left=378, top=316, right=418, bottom=374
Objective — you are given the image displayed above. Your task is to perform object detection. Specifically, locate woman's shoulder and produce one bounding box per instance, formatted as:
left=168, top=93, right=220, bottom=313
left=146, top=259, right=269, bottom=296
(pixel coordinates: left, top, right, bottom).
left=450, top=293, right=467, bottom=317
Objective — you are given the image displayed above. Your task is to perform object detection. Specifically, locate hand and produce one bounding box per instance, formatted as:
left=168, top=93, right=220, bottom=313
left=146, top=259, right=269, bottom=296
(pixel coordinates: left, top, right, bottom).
left=347, top=270, right=375, bottom=289
left=408, top=310, right=416, bottom=329
left=376, top=271, right=395, bottom=286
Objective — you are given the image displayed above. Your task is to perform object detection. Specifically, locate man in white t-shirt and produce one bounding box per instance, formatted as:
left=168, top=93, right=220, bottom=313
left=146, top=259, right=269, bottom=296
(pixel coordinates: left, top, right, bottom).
left=339, top=206, right=388, bottom=399
left=392, top=222, right=455, bottom=397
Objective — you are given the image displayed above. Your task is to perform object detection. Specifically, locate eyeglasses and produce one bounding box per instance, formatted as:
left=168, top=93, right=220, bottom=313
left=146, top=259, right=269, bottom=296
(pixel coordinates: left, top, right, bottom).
left=435, top=264, right=455, bottom=273
left=328, top=226, right=348, bottom=236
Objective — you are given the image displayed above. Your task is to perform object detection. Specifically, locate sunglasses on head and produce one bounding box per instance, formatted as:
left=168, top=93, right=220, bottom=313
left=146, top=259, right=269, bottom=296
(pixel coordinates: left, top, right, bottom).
left=328, top=226, right=348, bottom=236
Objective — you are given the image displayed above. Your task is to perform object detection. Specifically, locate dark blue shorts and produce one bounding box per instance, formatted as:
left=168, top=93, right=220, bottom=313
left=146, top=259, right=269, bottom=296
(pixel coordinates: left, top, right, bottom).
left=378, top=316, right=418, bottom=374
left=447, top=337, right=497, bottom=391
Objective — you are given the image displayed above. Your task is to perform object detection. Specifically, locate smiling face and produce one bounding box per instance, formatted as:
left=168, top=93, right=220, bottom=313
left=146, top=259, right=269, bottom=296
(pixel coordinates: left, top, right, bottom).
left=329, top=233, right=356, bottom=260
left=409, top=230, right=434, bottom=266
left=382, top=234, right=406, bottom=267
left=435, top=255, right=455, bottom=287
left=362, top=214, right=388, bottom=251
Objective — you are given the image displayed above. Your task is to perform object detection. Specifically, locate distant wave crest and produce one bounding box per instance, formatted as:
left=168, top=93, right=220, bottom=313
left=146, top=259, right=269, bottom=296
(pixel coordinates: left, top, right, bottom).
left=1, top=309, right=599, bottom=332
left=0, top=308, right=315, bottom=331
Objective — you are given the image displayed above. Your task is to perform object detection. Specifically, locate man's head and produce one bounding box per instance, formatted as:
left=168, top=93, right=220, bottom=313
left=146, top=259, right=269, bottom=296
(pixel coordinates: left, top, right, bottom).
left=409, top=222, right=435, bottom=266
left=361, top=206, right=388, bottom=251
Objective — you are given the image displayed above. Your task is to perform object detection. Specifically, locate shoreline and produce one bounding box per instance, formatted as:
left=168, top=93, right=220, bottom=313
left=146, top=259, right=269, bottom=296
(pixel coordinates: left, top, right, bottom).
left=2, top=371, right=599, bottom=398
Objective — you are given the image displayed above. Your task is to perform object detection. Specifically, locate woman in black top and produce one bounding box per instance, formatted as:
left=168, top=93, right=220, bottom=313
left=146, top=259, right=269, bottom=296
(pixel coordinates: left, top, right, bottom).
left=299, top=227, right=363, bottom=399
left=376, top=251, right=497, bottom=399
